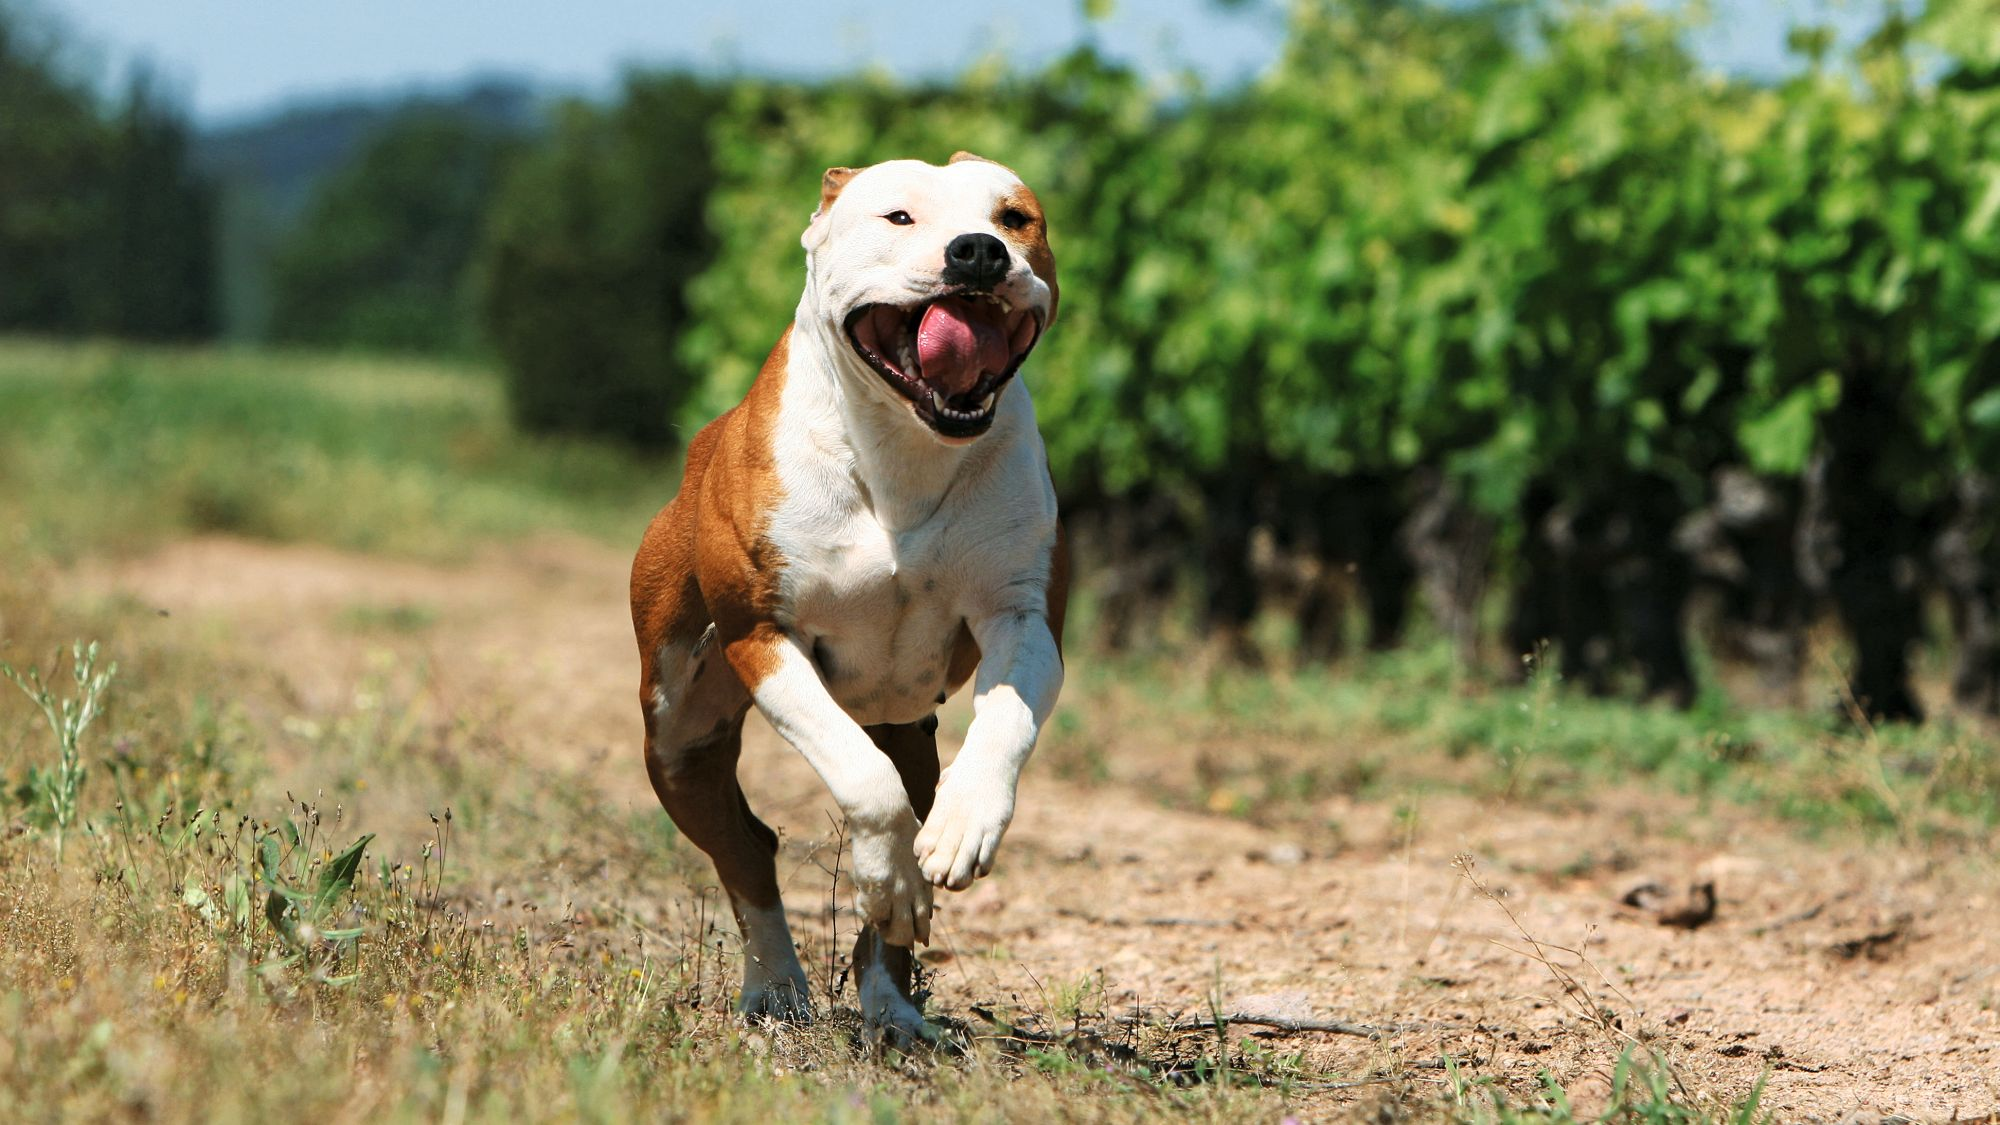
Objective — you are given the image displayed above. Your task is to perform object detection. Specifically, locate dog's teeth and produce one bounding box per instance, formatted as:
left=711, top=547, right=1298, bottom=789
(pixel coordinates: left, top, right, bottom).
left=980, top=392, right=996, bottom=412
left=931, top=390, right=946, bottom=412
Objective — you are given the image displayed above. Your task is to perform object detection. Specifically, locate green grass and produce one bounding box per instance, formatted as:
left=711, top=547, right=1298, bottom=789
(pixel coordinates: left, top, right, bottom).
left=1046, top=640, right=2000, bottom=845
left=0, top=337, right=671, bottom=562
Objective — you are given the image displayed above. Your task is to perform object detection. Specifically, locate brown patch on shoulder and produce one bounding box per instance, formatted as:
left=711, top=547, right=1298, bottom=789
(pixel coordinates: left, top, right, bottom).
left=629, top=328, right=794, bottom=698
left=697, top=329, right=793, bottom=689
left=632, top=395, right=732, bottom=729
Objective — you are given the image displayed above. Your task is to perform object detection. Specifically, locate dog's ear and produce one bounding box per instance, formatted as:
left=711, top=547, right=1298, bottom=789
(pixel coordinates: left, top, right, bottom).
left=950, top=151, right=1027, bottom=180
left=818, top=166, right=858, bottom=211
left=802, top=166, right=857, bottom=250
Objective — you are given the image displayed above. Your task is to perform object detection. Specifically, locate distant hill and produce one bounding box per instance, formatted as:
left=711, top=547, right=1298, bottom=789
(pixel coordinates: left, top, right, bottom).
left=193, top=76, right=552, bottom=339
left=195, top=77, right=549, bottom=225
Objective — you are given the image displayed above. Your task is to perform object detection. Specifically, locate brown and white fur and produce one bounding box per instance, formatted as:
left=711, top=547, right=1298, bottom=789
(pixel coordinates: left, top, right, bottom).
left=630, top=153, right=1066, bottom=1043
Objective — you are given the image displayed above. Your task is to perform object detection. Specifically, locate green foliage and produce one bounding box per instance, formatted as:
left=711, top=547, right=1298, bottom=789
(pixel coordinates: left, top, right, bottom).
left=0, top=10, right=216, bottom=339
left=675, top=0, right=1998, bottom=526
left=1057, top=639, right=2000, bottom=841
left=1446, top=1047, right=1768, bottom=1123
left=100, top=71, right=221, bottom=339
left=0, top=8, right=109, bottom=332
left=475, top=74, right=726, bottom=448
left=268, top=113, right=520, bottom=353
left=258, top=824, right=375, bottom=966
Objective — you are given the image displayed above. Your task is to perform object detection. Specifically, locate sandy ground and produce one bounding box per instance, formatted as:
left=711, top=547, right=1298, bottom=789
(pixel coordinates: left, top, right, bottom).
left=66, top=536, right=2000, bottom=1121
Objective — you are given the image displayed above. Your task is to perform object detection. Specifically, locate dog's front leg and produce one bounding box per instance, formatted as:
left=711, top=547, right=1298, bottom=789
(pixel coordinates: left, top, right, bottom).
left=915, top=609, right=1063, bottom=890
left=724, top=627, right=933, bottom=947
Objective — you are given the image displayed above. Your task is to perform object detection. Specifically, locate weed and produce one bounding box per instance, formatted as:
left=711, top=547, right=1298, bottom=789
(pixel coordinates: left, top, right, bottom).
left=2, top=640, right=117, bottom=860
left=1444, top=1049, right=1768, bottom=1123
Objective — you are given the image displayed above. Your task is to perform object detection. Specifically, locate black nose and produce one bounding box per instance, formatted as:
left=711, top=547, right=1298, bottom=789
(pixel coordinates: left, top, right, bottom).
left=942, top=232, right=1010, bottom=290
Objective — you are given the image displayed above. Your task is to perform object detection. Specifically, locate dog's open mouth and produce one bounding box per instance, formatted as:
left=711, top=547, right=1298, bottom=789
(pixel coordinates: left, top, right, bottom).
left=844, top=293, right=1042, bottom=438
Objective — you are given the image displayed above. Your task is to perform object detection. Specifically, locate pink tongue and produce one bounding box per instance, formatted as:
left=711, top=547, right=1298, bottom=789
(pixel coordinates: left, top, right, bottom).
left=916, top=297, right=1012, bottom=397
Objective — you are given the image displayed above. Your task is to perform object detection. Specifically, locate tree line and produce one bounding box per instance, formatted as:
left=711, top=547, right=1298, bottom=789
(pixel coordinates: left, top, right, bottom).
left=0, top=8, right=216, bottom=339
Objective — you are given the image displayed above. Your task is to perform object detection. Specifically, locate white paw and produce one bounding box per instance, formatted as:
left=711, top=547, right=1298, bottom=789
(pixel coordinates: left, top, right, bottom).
left=914, top=765, right=1015, bottom=891
left=849, top=812, right=933, bottom=946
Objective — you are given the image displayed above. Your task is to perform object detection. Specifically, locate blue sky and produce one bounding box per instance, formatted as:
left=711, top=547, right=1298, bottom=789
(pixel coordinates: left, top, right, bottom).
left=45, top=0, right=1884, bottom=124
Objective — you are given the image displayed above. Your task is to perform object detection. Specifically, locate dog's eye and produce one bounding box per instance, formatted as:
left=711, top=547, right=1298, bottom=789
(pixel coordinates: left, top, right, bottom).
left=883, top=210, right=915, bottom=226
left=999, top=208, right=1031, bottom=231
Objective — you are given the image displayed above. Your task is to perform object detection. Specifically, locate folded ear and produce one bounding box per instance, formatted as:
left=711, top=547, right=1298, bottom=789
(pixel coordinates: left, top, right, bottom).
left=951, top=150, right=1025, bottom=180
left=802, top=166, right=858, bottom=250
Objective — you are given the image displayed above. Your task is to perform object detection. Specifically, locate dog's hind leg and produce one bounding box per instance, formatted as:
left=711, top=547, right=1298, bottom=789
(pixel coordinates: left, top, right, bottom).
left=851, top=719, right=941, bottom=1047
left=643, top=627, right=812, bottom=1022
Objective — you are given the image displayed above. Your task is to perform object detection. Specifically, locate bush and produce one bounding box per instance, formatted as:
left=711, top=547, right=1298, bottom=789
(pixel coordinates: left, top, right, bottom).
left=267, top=113, right=520, bottom=353
left=475, top=75, right=724, bottom=449
left=0, top=13, right=216, bottom=339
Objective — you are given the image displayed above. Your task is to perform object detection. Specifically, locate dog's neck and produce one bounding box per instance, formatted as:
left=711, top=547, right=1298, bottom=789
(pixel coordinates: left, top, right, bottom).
left=786, top=304, right=985, bottom=532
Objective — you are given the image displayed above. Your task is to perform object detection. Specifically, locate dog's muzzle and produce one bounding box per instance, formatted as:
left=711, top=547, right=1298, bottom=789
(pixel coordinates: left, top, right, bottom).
left=844, top=286, right=1043, bottom=440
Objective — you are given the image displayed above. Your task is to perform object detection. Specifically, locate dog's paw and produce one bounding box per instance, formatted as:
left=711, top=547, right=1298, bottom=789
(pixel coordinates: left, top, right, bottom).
left=849, top=812, right=933, bottom=946
left=859, top=965, right=939, bottom=1051
left=914, top=765, right=1015, bottom=891
left=737, top=973, right=813, bottom=1024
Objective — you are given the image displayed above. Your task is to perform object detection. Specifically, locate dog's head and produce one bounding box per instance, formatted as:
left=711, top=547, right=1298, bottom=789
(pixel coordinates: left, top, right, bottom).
left=801, top=152, right=1057, bottom=442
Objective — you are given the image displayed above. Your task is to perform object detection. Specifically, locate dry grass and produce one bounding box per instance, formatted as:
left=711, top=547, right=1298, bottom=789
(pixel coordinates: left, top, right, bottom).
left=0, top=560, right=1801, bottom=1123
left=0, top=572, right=1305, bottom=1124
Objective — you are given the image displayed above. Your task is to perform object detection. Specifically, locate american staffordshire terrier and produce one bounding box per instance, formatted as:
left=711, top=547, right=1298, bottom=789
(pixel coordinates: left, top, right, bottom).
left=630, top=152, right=1066, bottom=1043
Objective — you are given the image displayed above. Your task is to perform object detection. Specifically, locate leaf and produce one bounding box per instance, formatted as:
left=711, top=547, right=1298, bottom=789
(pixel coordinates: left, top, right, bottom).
left=1739, top=386, right=1829, bottom=475
left=311, top=833, right=375, bottom=922
left=259, top=834, right=281, bottom=886
left=1970, top=388, right=2000, bottom=430
left=181, top=873, right=217, bottom=922
left=265, top=886, right=299, bottom=947
left=224, top=872, right=252, bottom=928
left=1965, top=164, right=2000, bottom=241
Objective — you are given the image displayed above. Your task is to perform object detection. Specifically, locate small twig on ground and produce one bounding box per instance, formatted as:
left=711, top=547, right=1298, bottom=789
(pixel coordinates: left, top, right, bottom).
left=1054, top=907, right=1232, bottom=928
left=811, top=811, right=847, bottom=999
left=1400, top=1056, right=1469, bottom=1071
left=1287, top=1077, right=1408, bottom=1091
left=1113, top=1011, right=1430, bottom=1039
left=1749, top=900, right=1826, bottom=936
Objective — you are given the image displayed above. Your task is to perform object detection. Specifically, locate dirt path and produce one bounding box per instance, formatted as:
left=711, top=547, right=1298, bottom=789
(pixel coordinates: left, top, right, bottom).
left=67, top=536, right=2000, bottom=1120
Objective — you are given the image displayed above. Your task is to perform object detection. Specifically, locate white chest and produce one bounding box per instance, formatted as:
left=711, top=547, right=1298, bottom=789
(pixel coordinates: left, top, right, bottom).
left=759, top=350, right=1058, bottom=725
left=779, top=509, right=970, bottom=724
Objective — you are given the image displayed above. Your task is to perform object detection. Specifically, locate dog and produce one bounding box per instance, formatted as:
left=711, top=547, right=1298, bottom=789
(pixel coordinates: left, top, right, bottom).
left=630, top=152, right=1066, bottom=1043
